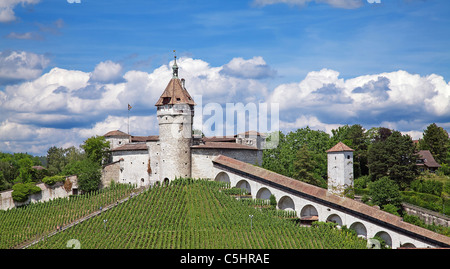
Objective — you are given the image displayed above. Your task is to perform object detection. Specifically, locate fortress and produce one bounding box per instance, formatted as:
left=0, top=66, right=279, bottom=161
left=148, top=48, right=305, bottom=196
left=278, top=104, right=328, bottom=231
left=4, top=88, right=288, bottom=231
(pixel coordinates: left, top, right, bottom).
left=101, top=56, right=353, bottom=194
left=102, top=56, right=269, bottom=188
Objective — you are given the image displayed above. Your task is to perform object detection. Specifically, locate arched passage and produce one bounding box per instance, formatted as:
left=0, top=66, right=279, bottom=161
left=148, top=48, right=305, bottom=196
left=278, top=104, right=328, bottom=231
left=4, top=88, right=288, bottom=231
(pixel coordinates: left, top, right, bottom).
left=350, top=222, right=367, bottom=239
left=214, top=172, right=230, bottom=184
left=374, top=231, right=392, bottom=248
left=400, top=243, right=416, bottom=248
left=299, top=204, right=319, bottom=225
left=278, top=196, right=295, bottom=211
left=236, top=180, right=251, bottom=195
left=256, top=187, right=271, bottom=200
left=326, top=214, right=343, bottom=227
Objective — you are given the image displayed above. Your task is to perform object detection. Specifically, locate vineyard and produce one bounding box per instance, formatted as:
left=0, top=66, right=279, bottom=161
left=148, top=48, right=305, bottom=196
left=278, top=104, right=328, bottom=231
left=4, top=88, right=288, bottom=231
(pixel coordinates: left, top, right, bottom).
left=1, top=179, right=367, bottom=249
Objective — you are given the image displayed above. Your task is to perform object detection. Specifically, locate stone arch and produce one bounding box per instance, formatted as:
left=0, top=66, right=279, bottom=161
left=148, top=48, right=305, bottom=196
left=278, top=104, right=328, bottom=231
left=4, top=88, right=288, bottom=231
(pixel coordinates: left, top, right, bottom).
left=400, top=242, right=416, bottom=248
left=300, top=204, right=318, bottom=218
left=256, top=187, right=271, bottom=200
left=236, top=180, right=251, bottom=195
left=374, top=231, right=392, bottom=248
left=326, top=214, right=343, bottom=227
left=349, top=222, right=367, bottom=238
left=278, top=196, right=295, bottom=211
left=163, top=178, right=169, bottom=186
left=214, top=172, right=230, bottom=184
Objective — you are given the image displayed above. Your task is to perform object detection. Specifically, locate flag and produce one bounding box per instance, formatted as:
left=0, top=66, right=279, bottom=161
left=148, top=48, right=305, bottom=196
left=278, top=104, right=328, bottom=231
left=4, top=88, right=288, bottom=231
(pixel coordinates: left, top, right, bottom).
left=128, top=104, right=132, bottom=111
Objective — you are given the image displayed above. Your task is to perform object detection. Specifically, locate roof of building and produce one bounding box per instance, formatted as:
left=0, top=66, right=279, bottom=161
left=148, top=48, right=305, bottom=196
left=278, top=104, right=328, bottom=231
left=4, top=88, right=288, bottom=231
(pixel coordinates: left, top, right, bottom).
left=104, top=130, right=130, bottom=137
left=236, top=131, right=265, bottom=137
left=417, top=150, right=441, bottom=168
left=212, top=154, right=450, bottom=247
left=191, top=142, right=258, bottom=150
left=154, top=77, right=196, bottom=106
left=326, top=141, right=354, bottom=153
left=202, top=136, right=236, bottom=143
left=130, top=135, right=159, bottom=142
left=111, top=143, right=148, bottom=152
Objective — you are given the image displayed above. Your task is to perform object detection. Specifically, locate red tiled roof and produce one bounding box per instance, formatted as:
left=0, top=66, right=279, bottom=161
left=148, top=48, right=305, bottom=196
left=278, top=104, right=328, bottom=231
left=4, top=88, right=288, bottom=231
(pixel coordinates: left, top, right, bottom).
left=212, top=154, right=450, bottom=247
left=155, top=78, right=196, bottom=106
left=111, top=143, right=148, bottom=152
left=131, top=135, right=159, bottom=142
left=104, top=130, right=130, bottom=137
left=191, top=142, right=258, bottom=150
left=326, top=142, right=354, bottom=153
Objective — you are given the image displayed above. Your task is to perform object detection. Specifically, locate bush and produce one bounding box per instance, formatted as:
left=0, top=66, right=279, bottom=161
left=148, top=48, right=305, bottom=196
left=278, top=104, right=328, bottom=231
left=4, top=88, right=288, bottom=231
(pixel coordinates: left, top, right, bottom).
left=354, top=175, right=370, bottom=189
left=11, top=183, right=41, bottom=202
left=368, top=177, right=401, bottom=208
left=42, top=175, right=66, bottom=185
left=410, top=179, right=443, bottom=196
left=382, top=203, right=400, bottom=216
left=401, top=191, right=443, bottom=212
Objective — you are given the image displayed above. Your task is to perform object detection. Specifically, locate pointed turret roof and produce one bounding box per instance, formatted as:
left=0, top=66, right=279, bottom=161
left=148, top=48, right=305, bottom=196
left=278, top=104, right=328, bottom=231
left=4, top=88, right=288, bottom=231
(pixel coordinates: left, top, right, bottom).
left=326, top=141, right=354, bottom=153
left=154, top=55, right=196, bottom=106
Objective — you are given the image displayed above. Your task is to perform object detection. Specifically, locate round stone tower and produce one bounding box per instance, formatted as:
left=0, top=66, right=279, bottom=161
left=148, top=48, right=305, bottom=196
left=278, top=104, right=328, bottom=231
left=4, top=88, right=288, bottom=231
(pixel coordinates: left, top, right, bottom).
left=155, top=55, right=195, bottom=182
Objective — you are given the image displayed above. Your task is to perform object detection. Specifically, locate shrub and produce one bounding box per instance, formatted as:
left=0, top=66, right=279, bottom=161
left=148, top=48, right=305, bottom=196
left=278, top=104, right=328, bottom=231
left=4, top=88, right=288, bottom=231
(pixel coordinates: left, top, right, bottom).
left=354, top=175, right=370, bottom=189
left=368, top=177, right=401, bottom=208
left=410, top=179, right=443, bottom=196
left=42, top=175, right=66, bottom=185
left=382, top=204, right=400, bottom=216
left=11, top=183, right=42, bottom=202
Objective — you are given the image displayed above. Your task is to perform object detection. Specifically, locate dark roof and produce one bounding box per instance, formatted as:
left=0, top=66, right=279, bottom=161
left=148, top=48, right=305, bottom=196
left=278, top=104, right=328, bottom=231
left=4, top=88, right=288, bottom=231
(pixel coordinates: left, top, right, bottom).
left=104, top=130, right=130, bottom=137
left=111, top=143, right=148, bottom=152
left=191, top=142, right=258, bottom=150
left=155, top=78, right=196, bottom=106
left=212, top=154, right=450, bottom=247
left=130, top=135, right=159, bottom=142
left=326, top=142, right=354, bottom=153
left=417, top=150, right=441, bottom=168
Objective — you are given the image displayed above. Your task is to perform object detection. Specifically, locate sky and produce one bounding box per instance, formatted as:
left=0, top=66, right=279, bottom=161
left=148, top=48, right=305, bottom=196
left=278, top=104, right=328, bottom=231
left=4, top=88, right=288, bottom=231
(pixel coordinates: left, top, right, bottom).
left=0, top=0, right=450, bottom=156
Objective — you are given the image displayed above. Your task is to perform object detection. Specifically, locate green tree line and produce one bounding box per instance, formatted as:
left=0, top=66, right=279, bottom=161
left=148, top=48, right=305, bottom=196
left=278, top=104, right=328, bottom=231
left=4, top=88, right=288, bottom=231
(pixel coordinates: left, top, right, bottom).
left=0, top=136, right=110, bottom=197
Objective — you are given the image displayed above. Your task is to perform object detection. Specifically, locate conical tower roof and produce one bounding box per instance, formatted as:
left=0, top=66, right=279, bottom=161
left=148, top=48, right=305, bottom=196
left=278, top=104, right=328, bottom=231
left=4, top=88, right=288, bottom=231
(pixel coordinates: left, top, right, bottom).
left=155, top=55, right=195, bottom=106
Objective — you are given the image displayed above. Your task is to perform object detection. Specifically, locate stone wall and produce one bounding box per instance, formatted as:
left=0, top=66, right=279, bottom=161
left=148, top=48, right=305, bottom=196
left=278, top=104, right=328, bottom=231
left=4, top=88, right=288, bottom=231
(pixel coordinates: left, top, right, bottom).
left=0, top=176, right=78, bottom=211
left=402, top=202, right=450, bottom=227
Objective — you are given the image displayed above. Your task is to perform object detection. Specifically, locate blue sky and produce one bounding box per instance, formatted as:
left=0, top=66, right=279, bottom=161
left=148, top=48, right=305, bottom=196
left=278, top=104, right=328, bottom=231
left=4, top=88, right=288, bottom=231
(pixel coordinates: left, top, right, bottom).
left=1, top=0, right=450, bottom=155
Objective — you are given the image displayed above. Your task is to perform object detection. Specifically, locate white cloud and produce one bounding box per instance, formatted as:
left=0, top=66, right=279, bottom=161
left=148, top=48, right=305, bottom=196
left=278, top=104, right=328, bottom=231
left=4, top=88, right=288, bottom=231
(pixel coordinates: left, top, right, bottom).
left=0, top=50, right=50, bottom=85
left=90, top=60, right=123, bottom=83
left=252, top=0, right=363, bottom=9
left=220, top=56, right=276, bottom=79
left=0, top=0, right=40, bottom=23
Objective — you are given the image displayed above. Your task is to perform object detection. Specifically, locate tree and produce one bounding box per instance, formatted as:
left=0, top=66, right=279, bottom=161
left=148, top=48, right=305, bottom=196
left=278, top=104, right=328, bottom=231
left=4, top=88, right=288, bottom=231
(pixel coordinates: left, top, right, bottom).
left=46, top=146, right=68, bottom=176
left=262, top=127, right=330, bottom=183
left=418, top=123, right=449, bottom=164
left=81, top=136, right=110, bottom=165
left=368, top=176, right=401, bottom=209
left=63, top=158, right=101, bottom=193
left=368, top=131, right=418, bottom=189
left=292, top=144, right=323, bottom=187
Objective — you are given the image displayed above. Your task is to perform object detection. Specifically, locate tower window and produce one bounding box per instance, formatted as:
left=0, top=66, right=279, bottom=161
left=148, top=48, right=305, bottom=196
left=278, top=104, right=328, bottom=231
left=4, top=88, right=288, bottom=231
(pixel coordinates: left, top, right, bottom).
left=347, top=155, right=350, bottom=159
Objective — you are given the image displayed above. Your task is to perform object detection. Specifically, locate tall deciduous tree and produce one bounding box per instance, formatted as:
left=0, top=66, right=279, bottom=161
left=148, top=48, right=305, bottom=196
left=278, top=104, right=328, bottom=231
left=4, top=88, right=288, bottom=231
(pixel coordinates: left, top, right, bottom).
left=81, top=136, right=110, bottom=165
left=293, top=144, right=323, bottom=187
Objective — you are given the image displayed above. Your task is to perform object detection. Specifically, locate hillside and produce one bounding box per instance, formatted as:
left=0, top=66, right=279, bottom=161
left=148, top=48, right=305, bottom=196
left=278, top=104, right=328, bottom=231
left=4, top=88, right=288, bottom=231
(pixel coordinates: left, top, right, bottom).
left=9, top=179, right=367, bottom=249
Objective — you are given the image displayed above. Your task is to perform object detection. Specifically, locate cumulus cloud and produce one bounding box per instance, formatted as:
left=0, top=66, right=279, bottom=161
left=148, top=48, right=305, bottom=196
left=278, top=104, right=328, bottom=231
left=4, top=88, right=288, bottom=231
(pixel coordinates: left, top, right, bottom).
left=252, top=0, right=363, bottom=9
left=220, top=56, right=276, bottom=79
left=0, top=50, right=50, bottom=85
left=0, top=0, right=40, bottom=23
left=90, top=60, right=124, bottom=83
left=270, top=68, right=450, bottom=135
left=0, top=55, right=273, bottom=155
